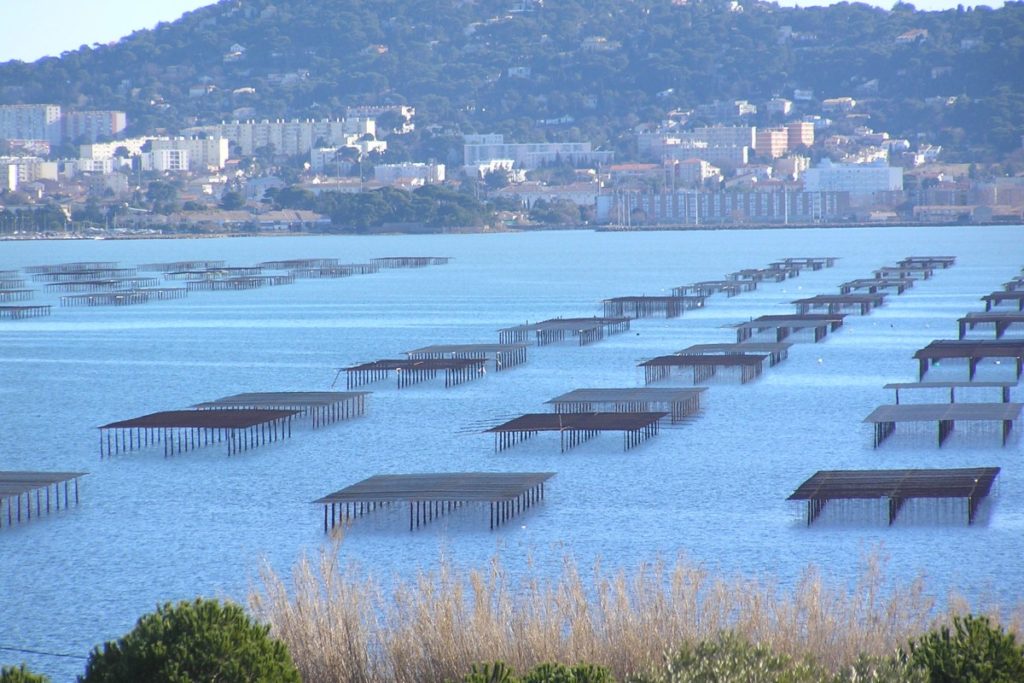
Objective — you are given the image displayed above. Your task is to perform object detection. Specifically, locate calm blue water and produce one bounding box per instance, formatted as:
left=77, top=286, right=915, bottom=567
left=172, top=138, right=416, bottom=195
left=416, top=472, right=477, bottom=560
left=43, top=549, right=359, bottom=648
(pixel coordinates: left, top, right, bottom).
left=0, top=226, right=1022, bottom=680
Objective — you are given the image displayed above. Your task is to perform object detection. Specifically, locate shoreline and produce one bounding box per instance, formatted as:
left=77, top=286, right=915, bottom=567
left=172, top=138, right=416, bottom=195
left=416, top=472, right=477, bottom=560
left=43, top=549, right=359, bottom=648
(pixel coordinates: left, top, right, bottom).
left=0, top=219, right=1021, bottom=241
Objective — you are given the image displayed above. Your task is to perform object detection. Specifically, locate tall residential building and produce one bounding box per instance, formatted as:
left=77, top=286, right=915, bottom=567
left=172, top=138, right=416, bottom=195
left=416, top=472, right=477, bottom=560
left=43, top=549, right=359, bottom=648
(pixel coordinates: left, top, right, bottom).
left=374, top=162, right=445, bottom=185
left=786, top=121, right=815, bottom=150
left=142, top=149, right=190, bottom=172
left=0, top=156, right=58, bottom=190
left=463, top=134, right=613, bottom=169
left=664, top=143, right=748, bottom=169
left=81, top=137, right=151, bottom=160
left=754, top=128, right=789, bottom=159
left=0, top=104, right=62, bottom=144
left=802, top=159, right=902, bottom=199
left=150, top=137, right=230, bottom=171
left=690, top=126, right=756, bottom=148
left=183, top=118, right=376, bottom=156
left=63, top=110, right=127, bottom=143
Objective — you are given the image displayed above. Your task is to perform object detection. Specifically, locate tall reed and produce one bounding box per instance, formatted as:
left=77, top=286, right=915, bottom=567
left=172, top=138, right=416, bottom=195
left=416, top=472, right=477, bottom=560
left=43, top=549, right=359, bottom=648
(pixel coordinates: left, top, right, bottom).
left=248, top=539, right=1015, bottom=683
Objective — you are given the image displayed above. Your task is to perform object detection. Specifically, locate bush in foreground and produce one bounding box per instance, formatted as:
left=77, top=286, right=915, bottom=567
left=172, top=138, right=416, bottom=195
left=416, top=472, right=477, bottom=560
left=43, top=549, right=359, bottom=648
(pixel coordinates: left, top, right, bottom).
left=632, top=633, right=926, bottom=682
left=0, top=665, right=50, bottom=683
left=458, top=660, right=615, bottom=682
left=79, top=598, right=299, bottom=683
left=908, top=614, right=1024, bottom=682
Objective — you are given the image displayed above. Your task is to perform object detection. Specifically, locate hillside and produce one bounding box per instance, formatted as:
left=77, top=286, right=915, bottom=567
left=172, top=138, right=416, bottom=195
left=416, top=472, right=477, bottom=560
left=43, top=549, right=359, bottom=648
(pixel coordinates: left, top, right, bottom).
left=1, top=0, right=1022, bottom=161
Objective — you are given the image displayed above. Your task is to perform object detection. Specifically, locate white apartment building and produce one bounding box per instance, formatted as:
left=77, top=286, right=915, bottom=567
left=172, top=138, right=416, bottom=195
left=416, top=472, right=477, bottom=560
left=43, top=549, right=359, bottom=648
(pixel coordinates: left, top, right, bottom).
left=346, top=105, right=415, bottom=133
left=0, top=104, right=62, bottom=144
left=374, top=162, right=445, bottom=185
left=664, top=142, right=749, bottom=169
left=690, top=126, right=756, bottom=148
left=81, top=137, right=151, bottom=160
left=0, top=156, right=58, bottom=190
left=73, top=158, right=118, bottom=175
left=802, top=159, right=902, bottom=199
left=184, top=118, right=376, bottom=156
left=150, top=137, right=230, bottom=171
left=674, top=158, right=721, bottom=186
left=63, top=110, right=127, bottom=142
left=142, top=149, right=190, bottom=172
left=463, top=134, right=613, bottom=170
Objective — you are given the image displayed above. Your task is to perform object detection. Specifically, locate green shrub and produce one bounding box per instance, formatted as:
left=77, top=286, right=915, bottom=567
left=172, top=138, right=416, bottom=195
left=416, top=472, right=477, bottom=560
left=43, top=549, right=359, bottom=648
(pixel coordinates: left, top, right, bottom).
left=635, top=633, right=826, bottom=683
left=908, top=614, right=1024, bottom=682
left=79, top=598, right=300, bottom=683
left=523, top=662, right=615, bottom=682
left=0, top=665, right=51, bottom=683
left=461, top=661, right=519, bottom=683
left=831, top=653, right=927, bottom=682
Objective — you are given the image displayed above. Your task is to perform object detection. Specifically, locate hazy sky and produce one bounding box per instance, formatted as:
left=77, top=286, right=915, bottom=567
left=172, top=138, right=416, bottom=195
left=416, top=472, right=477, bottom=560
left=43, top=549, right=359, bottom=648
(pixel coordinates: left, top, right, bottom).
left=0, top=0, right=1006, bottom=64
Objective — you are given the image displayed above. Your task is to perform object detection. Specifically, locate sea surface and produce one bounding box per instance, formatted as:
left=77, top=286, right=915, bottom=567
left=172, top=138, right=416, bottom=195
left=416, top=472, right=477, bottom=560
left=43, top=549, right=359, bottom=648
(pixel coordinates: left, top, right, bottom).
left=0, top=226, right=1022, bottom=680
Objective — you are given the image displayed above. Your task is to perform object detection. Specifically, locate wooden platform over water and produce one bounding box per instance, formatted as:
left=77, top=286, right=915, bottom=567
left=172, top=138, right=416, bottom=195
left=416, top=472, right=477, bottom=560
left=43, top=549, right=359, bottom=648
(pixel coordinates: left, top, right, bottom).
left=863, top=402, right=1020, bottom=447
left=641, top=354, right=767, bottom=384
left=884, top=380, right=1016, bottom=404
left=370, top=256, right=451, bottom=268
left=344, top=358, right=487, bottom=389
left=674, top=280, right=753, bottom=297
left=0, top=471, right=86, bottom=528
left=498, top=317, right=631, bottom=346
left=314, top=472, right=554, bottom=531
left=194, top=391, right=368, bottom=427
left=958, top=312, right=1024, bottom=339
left=839, top=278, right=914, bottom=295
left=792, top=293, right=886, bottom=315
left=487, top=412, right=666, bottom=452
left=914, top=340, right=1024, bottom=380
left=731, top=314, right=845, bottom=343
left=99, top=408, right=300, bottom=457
left=0, top=305, right=50, bottom=319
left=602, top=295, right=706, bottom=319
left=789, top=467, right=997, bottom=526
left=404, top=343, right=528, bottom=371
left=678, top=342, right=791, bottom=367
left=545, top=387, right=704, bottom=423
left=0, top=289, right=33, bottom=302
left=982, top=291, right=1024, bottom=311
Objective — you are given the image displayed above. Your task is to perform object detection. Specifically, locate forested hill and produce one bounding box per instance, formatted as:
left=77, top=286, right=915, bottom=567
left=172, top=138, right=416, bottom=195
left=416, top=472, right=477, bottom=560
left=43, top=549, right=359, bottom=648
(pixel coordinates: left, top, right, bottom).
left=1, top=0, right=1022, bottom=160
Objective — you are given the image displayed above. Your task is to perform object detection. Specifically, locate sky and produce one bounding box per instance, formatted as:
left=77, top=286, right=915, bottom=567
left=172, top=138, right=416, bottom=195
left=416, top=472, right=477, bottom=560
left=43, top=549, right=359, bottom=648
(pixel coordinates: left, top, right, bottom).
left=0, top=0, right=212, bottom=63
left=0, top=0, right=1007, bottom=64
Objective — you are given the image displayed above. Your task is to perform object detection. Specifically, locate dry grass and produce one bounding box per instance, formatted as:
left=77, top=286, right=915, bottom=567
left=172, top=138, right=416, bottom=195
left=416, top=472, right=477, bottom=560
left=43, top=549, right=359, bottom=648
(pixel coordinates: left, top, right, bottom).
left=248, top=538, right=1018, bottom=683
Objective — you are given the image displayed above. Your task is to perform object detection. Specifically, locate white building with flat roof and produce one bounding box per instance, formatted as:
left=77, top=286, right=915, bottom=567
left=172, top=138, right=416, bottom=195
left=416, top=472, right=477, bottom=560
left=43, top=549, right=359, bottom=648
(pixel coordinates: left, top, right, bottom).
left=184, top=118, right=377, bottom=156
left=150, top=137, right=229, bottom=171
left=463, top=134, right=613, bottom=170
left=81, top=137, right=151, bottom=160
left=690, top=126, right=756, bottom=148
left=374, top=162, right=445, bottom=185
left=802, top=159, right=902, bottom=199
left=142, top=149, right=190, bottom=172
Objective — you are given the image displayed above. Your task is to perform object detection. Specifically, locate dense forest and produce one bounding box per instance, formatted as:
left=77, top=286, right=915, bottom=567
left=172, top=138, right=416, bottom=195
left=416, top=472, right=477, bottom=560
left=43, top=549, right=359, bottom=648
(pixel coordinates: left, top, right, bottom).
left=1, top=0, right=1022, bottom=161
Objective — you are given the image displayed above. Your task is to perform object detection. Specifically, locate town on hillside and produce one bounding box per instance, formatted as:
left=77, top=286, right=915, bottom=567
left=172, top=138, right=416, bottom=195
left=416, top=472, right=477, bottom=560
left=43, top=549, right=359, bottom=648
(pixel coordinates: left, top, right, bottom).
left=1, top=94, right=1022, bottom=236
